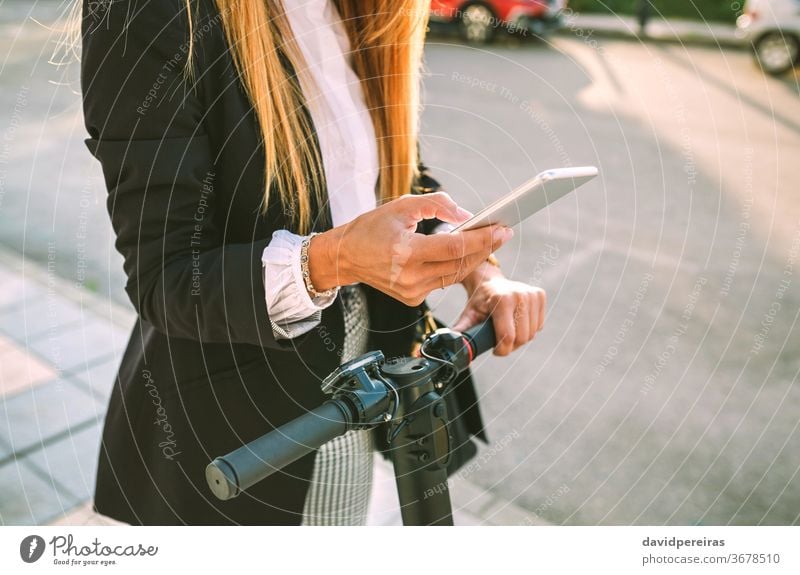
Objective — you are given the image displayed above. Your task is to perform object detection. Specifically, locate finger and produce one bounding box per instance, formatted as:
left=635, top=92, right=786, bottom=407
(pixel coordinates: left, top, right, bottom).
left=526, top=293, right=540, bottom=343
left=392, top=192, right=472, bottom=227
left=413, top=225, right=512, bottom=263
left=491, top=299, right=516, bottom=356
left=514, top=295, right=531, bottom=348
left=463, top=224, right=514, bottom=257
left=452, top=307, right=482, bottom=333
left=418, top=271, right=462, bottom=295
left=417, top=255, right=489, bottom=295
left=538, top=289, right=547, bottom=331
left=422, top=249, right=492, bottom=281
left=451, top=315, right=470, bottom=333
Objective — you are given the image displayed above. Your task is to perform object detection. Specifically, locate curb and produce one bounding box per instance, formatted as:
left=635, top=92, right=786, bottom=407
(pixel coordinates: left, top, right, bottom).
left=556, top=27, right=747, bottom=51
left=557, top=16, right=747, bottom=51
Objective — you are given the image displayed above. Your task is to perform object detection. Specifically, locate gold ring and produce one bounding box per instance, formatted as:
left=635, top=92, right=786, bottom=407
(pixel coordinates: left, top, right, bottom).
left=441, top=275, right=446, bottom=289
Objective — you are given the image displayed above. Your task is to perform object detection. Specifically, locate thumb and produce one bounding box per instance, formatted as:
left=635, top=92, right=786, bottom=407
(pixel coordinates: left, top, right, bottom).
left=452, top=307, right=481, bottom=333
left=394, top=192, right=472, bottom=226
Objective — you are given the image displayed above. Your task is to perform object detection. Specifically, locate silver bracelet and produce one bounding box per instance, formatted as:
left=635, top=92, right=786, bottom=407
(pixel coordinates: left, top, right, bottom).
left=300, top=232, right=337, bottom=298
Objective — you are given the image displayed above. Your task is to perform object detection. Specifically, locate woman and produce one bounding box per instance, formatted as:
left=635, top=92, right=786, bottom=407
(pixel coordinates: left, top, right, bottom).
left=79, top=0, right=546, bottom=525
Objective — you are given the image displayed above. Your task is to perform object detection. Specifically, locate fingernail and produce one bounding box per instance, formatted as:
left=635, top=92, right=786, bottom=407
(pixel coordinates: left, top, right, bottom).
left=495, top=227, right=513, bottom=242
left=456, top=206, right=473, bottom=220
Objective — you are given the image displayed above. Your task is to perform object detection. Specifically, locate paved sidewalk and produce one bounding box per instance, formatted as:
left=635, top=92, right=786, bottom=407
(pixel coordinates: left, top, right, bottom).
left=0, top=245, right=133, bottom=526
left=559, top=13, right=745, bottom=49
left=0, top=246, right=545, bottom=526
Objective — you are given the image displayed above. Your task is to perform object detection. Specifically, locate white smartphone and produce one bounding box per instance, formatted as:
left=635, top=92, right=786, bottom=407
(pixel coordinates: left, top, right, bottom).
left=450, top=166, right=598, bottom=233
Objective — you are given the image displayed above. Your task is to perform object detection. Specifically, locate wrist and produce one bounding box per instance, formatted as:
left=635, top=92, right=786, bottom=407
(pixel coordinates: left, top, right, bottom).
left=462, top=260, right=503, bottom=295
left=307, top=227, right=355, bottom=293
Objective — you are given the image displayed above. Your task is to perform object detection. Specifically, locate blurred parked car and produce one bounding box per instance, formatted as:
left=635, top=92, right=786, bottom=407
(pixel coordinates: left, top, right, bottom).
left=737, top=0, right=800, bottom=75
left=430, top=0, right=567, bottom=44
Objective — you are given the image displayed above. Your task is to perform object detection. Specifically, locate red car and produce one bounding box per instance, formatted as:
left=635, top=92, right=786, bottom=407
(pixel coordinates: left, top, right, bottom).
left=430, top=0, right=567, bottom=43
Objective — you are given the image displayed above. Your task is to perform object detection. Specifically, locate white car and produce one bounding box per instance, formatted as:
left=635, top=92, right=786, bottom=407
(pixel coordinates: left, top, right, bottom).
left=737, top=0, right=800, bottom=75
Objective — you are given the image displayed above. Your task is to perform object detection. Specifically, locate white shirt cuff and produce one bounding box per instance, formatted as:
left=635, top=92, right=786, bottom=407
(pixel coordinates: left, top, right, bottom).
left=262, top=229, right=339, bottom=340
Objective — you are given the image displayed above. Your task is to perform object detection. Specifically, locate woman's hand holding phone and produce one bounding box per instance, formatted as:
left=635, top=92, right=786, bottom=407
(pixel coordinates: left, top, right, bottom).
left=307, top=192, right=513, bottom=306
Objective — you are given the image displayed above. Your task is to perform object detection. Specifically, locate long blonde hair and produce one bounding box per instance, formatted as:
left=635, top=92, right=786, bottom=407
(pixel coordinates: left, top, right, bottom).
left=64, top=0, right=430, bottom=234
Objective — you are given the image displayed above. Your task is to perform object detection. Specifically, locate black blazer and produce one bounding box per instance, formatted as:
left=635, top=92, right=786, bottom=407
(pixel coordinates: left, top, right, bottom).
left=81, top=0, right=486, bottom=525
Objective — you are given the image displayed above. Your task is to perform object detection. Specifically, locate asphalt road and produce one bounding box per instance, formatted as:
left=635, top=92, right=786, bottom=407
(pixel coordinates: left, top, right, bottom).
left=2, top=2, right=799, bottom=524
left=421, top=34, right=800, bottom=526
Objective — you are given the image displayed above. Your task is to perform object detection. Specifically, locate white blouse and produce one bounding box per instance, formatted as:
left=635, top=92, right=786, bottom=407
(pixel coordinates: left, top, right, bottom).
left=261, top=0, right=380, bottom=339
